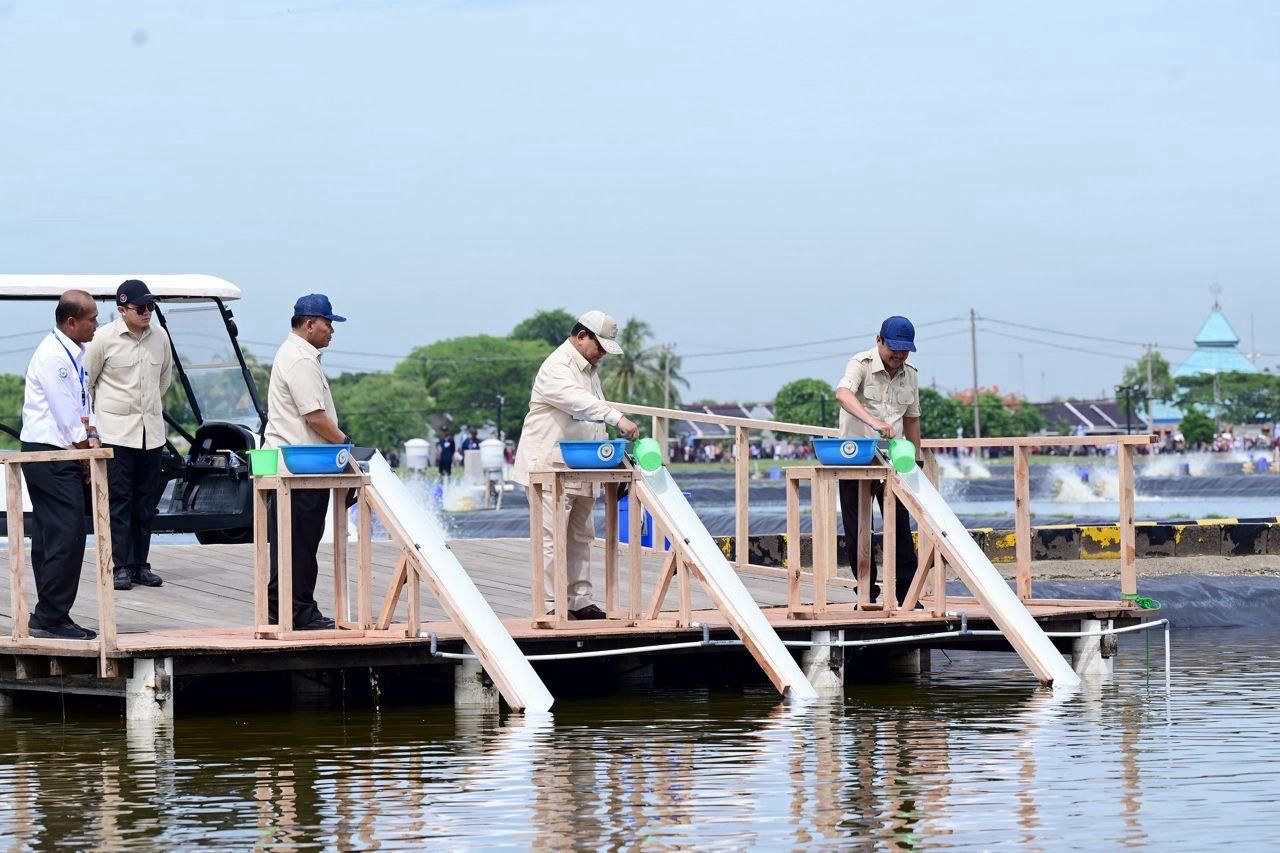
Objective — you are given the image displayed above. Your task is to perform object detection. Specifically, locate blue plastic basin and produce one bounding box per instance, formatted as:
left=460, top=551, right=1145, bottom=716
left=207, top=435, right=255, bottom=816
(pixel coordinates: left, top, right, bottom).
left=280, top=443, right=354, bottom=475
left=811, top=437, right=879, bottom=466
left=558, top=439, right=628, bottom=469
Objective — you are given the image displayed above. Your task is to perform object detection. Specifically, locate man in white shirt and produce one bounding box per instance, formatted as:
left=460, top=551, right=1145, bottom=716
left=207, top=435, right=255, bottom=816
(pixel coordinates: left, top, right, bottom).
left=513, top=310, right=640, bottom=620
left=264, top=294, right=350, bottom=631
left=86, top=279, right=173, bottom=591
left=19, top=290, right=101, bottom=640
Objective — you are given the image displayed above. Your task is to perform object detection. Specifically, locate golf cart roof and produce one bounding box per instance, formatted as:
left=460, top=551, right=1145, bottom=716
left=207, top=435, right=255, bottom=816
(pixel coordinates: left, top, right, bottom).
left=0, top=274, right=240, bottom=301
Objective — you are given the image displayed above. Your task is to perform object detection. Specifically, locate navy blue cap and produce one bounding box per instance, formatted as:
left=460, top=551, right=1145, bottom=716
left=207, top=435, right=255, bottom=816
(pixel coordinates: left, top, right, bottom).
left=117, top=279, right=153, bottom=308
left=879, top=315, right=916, bottom=352
left=293, top=293, right=346, bottom=322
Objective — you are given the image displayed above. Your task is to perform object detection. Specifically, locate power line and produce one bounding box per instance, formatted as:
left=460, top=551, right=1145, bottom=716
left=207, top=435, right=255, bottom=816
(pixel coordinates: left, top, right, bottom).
left=980, top=315, right=1196, bottom=353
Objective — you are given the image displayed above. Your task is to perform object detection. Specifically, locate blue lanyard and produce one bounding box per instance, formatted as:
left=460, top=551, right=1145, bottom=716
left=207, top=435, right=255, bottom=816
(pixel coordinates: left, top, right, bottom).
left=54, top=333, right=88, bottom=411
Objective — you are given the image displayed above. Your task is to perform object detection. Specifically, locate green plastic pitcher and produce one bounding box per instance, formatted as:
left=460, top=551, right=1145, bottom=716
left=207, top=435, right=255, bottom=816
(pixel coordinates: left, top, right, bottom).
left=248, top=448, right=279, bottom=477
left=887, top=438, right=917, bottom=474
left=633, top=437, right=663, bottom=472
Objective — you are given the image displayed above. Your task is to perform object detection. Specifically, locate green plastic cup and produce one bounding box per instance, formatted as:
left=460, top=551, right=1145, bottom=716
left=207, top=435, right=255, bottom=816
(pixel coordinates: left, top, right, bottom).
left=248, top=448, right=279, bottom=477
left=887, top=438, right=917, bottom=474
left=633, top=437, right=663, bottom=472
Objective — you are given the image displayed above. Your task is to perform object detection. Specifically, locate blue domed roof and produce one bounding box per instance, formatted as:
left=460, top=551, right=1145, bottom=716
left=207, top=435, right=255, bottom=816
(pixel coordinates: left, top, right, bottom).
left=1193, top=311, right=1241, bottom=347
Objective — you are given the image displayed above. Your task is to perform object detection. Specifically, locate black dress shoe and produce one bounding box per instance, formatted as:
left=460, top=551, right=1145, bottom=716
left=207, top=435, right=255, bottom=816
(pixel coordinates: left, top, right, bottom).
left=113, top=568, right=133, bottom=591
left=570, top=604, right=608, bottom=620
left=29, top=620, right=97, bottom=640
left=297, top=615, right=336, bottom=631
left=131, top=566, right=164, bottom=587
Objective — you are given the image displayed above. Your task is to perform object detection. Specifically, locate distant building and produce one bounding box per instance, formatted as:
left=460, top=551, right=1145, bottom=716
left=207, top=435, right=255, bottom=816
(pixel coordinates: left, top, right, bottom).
left=1035, top=399, right=1134, bottom=435
left=1152, top=293, right=1257, bottom=426
left=668, top=402, right=774, bottom=445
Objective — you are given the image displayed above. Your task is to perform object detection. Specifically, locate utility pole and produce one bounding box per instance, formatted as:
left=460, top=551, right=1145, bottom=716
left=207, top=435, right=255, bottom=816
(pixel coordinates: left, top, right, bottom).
left=1152, top=343, right=1162, bottom=427
left=969, top=308, right=981, bottom=439
left=662, top=343, right=673, bottom=409
left=496, top=394, right=504, bottom=439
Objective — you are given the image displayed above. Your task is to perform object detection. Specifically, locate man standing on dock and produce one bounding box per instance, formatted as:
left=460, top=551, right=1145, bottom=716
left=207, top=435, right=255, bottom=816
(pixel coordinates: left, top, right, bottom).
left=85, top=279, right=173, bottom=592
left=513, top=311, right=640, bottom=620
left=264, top=294, right=350, bottom=631
left=18, top=290, right=101, bottom=640
left=834, top=316, right=920, bottom=606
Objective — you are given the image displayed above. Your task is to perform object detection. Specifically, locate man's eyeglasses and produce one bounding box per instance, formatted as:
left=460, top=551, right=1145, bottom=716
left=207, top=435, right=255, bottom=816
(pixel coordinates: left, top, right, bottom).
left=127, top=303, right=156, bottom=314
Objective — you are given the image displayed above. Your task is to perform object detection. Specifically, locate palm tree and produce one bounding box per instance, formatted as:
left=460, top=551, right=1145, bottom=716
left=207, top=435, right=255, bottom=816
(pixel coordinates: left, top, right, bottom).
left=600, top=318, right=687, bottom=407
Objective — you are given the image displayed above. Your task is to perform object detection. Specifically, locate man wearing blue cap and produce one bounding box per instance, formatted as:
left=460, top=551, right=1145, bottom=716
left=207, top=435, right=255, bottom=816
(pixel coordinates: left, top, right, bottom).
left=833, top=316, right=920, bottom=605
left=264, top=294, right=350, bottom=630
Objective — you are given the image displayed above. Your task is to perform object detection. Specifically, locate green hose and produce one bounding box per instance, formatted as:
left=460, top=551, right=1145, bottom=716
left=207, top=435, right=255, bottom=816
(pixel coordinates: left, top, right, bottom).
left=1122, top=592, right=1162, bottom=611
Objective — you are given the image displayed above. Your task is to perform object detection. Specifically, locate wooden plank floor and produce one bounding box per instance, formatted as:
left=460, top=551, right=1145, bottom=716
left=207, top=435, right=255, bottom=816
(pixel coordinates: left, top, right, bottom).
left=0, top=539, right=1134, bottom=658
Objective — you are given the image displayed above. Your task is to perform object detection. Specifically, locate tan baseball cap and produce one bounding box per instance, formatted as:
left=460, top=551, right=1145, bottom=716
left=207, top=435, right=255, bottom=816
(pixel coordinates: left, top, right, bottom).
left=577, top=310, right=624, bottom=355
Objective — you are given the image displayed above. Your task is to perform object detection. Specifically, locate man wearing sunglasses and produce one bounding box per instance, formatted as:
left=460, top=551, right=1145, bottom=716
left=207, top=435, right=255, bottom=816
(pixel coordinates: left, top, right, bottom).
left=86, top=279, right=174, bottom=592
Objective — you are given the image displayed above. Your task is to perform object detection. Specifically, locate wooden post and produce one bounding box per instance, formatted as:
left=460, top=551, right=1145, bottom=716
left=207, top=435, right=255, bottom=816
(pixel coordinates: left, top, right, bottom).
left=375, top=553, right=409, bottom=631
left=529, top=483, right=545, bottom=622
left=785, top=473, right=802, bottom=613
left=552, top=475, right=569, bottom=623
left=278, top=482, right=294, bottom=632
left=882, top=479, right=897, bottom=613
left=6, top=462, right=29, bottom=638
left=735, top=426, right=749, bottom=569
left=252, top=484, right=270, bottom=631
left=604, top=482, right=619, bottom=615
left=406, top=560, right=421, bottom=639
left=810, top=472, right=831, bottom=616
left=932, top=544, right=947, bottom=617
left=856, top=480, right=872, bottom=608
left=88, top=457, right=117, bottom=676
left=652, top=415, right=670, bottom=464
left=332, top=487, right=349, bottom=623
left=357, top=487, right=373, bottom=628
left=1013, top=445, right=1033, bottom=600
left=628, top=477, right=642, bottom=621
left=1118, top=443, right=1137, bottom=600
left=676, top=557, right=692, bottom=627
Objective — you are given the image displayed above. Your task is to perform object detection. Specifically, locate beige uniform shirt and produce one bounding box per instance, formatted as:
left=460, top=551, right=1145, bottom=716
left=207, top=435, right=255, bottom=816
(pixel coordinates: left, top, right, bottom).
left=837, top=347, right=921, bottom=439
left=85, top=318, right=173, bottom=450
left=513, top=340, right=623, bottom=496
left=264, top=333, right=339, bottom=448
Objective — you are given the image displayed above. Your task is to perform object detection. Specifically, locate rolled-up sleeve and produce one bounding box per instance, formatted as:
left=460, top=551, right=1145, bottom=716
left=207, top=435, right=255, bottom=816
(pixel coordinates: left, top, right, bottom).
left=836, top=358, right=864, bottom=394
left=536, top=358, right=621, bottom=425
left=284, top=360, right=329, bottom=415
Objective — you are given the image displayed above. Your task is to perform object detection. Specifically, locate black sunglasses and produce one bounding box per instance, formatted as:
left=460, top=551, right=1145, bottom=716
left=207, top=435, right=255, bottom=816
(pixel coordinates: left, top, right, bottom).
left=128, top=302, right=156, bottom=314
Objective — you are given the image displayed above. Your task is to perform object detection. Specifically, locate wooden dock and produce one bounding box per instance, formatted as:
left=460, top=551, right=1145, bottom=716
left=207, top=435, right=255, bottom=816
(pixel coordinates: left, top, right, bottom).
left=0, top=539, right=1140, bottom=702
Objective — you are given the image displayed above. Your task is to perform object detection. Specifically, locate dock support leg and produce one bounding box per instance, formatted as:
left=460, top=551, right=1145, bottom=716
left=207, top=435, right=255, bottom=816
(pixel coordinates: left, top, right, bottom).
left=1072, top=619, right=1114, bottom=677
left=0, top=691, right=12, bottom=713
left=454, top=644, right=500, bottom=711
left=801, top=630, right=845, bottom=698
left=125, top=658, right=174, bottom=726
left=883, top=648, right=926, bottom=675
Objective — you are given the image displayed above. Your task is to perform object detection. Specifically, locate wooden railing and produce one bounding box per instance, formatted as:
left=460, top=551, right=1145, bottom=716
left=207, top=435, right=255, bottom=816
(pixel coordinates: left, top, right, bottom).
left=4, top=447, right=118, bottom=676
left=608, top=402, right=1156, bottom=599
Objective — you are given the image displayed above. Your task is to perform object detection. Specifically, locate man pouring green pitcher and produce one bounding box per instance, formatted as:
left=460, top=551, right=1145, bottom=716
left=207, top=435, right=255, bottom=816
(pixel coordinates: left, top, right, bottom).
left=834, top=315, right=921, bottom=606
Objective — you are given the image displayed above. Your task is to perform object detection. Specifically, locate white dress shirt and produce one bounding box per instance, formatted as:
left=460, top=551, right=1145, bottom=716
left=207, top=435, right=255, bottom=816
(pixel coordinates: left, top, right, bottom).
left=512, top=340, right=623, bottom=496
left=20, top=328, right=96, bottom=448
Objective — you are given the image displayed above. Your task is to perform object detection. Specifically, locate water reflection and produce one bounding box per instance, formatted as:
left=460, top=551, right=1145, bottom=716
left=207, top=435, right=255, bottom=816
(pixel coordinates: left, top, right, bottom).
left=0, top=630, right=1278, bottom=847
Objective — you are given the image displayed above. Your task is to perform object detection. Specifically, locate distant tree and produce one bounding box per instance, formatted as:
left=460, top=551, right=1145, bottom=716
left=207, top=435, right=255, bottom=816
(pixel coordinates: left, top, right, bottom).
left=0, top=374, right=23, bottom=450
left=1175, top=371, right=1280, bottom=425
left=599, top=318, right=686, bottom=408
left=1121, top=349, right=1176, bottom=407
left=773, top=378, right=837, bottom=437
left=330, top=372, right=429, bottom=450
left=918, top=387, right=965, bottom=438
left=511, top=309, right=577, bottom=348
left=395, top=335, right=550, bottom=442
left=1180, top=406, right=1215, bottom=447
left=1009, top=398, right=1046, bottom=435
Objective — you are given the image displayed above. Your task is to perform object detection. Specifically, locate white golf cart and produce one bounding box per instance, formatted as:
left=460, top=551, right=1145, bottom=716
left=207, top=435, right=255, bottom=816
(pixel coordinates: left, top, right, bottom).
left=0, top=274, right=266, bottom=544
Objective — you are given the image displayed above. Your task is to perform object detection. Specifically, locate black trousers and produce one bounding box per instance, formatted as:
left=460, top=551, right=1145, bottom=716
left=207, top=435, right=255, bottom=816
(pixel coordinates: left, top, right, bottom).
left=104, top=444, right=163, bottom=574
left=267, top=488, right=329, bottom=626
left=20, top=441, right=87, bottom=627
left=438, top=458, right=453, bottom=477
left=839, top=479, right=916, bottom=605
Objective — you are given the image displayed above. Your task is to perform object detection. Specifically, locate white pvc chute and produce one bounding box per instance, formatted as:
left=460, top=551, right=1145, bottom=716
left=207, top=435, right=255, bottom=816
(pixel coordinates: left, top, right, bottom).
left=634, top=466, right=819, bottom=703
left=367, top=452, right=555, bottom=713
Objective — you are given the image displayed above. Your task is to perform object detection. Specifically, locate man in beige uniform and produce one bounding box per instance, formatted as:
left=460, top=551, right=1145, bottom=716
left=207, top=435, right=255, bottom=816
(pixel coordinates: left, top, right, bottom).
left=513, top=311, right=640, bottom=619
left=86, top=279, right=173, bottom=591
left=264, top=294, right=350, bottom=630
left=834, top=315, right=921, bottom=605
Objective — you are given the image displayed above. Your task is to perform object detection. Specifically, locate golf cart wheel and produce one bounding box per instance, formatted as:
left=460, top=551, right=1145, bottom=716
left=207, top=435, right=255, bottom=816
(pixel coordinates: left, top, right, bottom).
left=195, top=527, right=254, bottom=545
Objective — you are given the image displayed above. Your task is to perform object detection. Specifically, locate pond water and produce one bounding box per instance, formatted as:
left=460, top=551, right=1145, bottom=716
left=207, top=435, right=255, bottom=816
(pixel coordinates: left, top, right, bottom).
left=1, top=627, right=1276, bottom=848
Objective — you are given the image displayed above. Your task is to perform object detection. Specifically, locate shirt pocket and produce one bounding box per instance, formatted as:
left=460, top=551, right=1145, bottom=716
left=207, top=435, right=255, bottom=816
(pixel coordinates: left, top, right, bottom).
left=896, top=388, right=916, bottom=406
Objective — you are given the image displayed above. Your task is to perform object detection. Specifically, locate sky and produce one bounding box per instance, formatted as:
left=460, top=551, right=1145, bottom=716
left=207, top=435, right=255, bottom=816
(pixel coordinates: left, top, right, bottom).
left=2, top=0, right=1278, bottom=404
